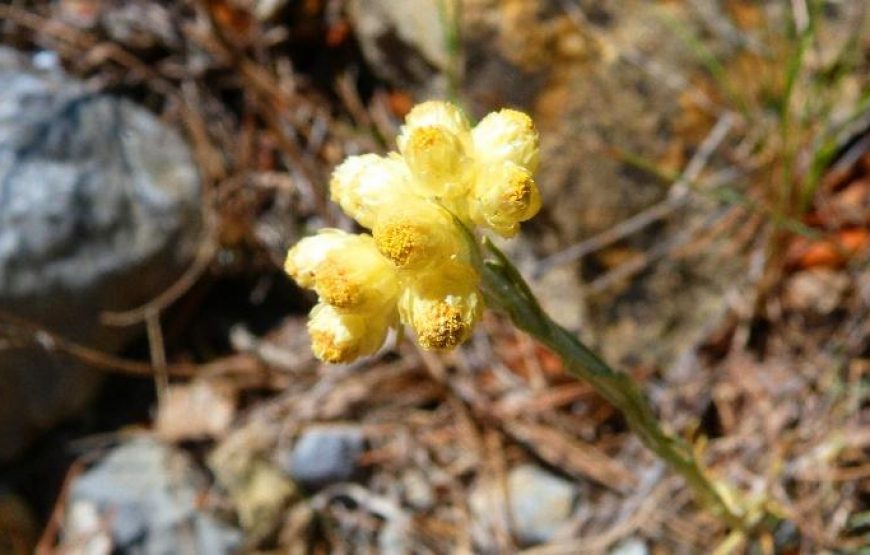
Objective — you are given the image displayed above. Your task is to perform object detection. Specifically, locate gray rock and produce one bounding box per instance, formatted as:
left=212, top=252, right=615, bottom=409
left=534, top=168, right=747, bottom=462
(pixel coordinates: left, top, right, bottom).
left=63, top=438, right=241, bottom=555
left=347, top=0, right=450, bottom=97
left=283, top=426, right=365, bottom=490
left=508, top=464, right=578, bottom=546
left=609, top=538, right=649, bottom=555
left=0, top=47, right=202, bottom=460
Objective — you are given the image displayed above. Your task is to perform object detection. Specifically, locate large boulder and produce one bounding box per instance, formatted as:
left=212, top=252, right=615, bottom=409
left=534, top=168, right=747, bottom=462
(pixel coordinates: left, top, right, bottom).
left=0, top=47, right=202, bottom=461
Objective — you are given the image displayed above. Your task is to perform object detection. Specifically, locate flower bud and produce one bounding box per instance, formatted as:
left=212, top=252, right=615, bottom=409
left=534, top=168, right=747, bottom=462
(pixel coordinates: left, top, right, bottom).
left=399, top=260, right=482, bottom=351
left=307, top=303, right=394, bottom=363
left=470, top=161, right=542, bottom=237
left=400, top=126, right=471, bottom=198
left=330, top=153, right=410, bottom=228
left=372, top=200, right=463, bottom=271
left=285, top=230, right=400, bottom=311
left=313, top=238, right=400, bottom=311
left=284, top=229, right=357, bottom=288
left=397, top=101, right=471, bottom=152
left=471, top=108, right=540, bottom=172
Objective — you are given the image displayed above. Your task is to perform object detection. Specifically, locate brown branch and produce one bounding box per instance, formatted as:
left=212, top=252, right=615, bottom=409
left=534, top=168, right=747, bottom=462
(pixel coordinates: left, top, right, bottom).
left=0, top=310, right=197, bottom=378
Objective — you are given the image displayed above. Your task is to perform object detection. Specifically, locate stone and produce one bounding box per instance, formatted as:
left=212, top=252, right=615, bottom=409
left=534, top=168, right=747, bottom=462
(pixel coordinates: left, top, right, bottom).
left=0, top=47, right=202, bottom=460
left=773, top=519, right=800, bottom=552
left=507, top=464, right=578, bottom=546
left=282, top=426, right=365, bottom=491
left=401, top=468, right=435, bottom=511
left=62, top=438, right=241, bottom=554
left=231, top=460, right=296, bottom=541
left=347, top=0, right=451, bottom=97
left=609, top=538, right=649, bottom=555
left=783, top=269, right=850, bottom=315
left=377, top=516, right=412, bottom=555
left=208, top=430, right=297, bottom=543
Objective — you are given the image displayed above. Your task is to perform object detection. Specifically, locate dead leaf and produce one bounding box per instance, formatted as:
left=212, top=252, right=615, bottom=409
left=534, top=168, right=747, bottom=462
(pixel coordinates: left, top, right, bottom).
left=788, top=228, right=870, bottom=269
left=155, top=381, right=236, bottom=442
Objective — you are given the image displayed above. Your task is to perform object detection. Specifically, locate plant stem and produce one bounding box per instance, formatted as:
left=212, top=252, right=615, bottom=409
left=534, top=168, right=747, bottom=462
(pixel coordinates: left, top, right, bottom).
left=477, top=237, right=747, bottom=530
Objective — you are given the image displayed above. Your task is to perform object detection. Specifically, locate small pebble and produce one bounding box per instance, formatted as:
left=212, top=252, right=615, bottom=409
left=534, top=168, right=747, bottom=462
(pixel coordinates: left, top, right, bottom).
left=508, top=464, right=579, bottom=546
left=401, top=469, right=435, bottom=510
left=284, top=426, right=365, bottom=490
left=783, top=268, right=849, bottom=314
left=609, top=537, right=649, bottom=555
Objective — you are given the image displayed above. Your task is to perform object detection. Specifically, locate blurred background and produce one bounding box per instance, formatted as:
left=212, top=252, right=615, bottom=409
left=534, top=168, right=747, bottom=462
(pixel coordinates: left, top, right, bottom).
left=0, top=1, right=868, bottom=553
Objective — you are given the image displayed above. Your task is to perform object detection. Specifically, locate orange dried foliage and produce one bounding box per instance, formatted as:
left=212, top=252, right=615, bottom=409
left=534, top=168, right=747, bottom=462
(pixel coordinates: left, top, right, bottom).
left=208, top=0, right=253, bottom=38
left=387, top=91, right=414, bottom=118
left=788, top=228, right=870, bottom=269
left=326, top=20, right=351, bottom=47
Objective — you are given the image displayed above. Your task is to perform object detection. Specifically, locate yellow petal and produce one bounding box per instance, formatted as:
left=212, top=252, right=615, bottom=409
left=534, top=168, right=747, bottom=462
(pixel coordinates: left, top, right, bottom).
left=470, top=161, right=542, bottom=237
left=471, top=108, right=539, bottom=172
left=399, top=260, right=482, bottom=351
left=330, top=153, right=410, bottom=228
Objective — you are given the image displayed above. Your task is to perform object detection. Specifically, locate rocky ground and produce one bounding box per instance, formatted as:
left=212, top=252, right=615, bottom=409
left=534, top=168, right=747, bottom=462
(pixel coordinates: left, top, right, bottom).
left=0, top=1, right=868, bottom=553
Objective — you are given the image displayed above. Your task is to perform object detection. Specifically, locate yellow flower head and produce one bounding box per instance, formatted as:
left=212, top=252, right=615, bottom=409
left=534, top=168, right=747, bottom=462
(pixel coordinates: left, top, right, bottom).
left=397, top=101, right=472, bottom=151
left=330, top=153, right=410, bottom=229
left=397, top=101, right=474, bottom=199
left=471, top=108, right=540, bottom=172
left=470, top=161, right=542, bottom=237
left=313, top=246, right=399, bottom=312
left=284, top=229, right=356, bottom=289
left=285, top=100, right=542, bottom=363
left=285, top=229, right=400, bottom=312
left=307, top=303, right=395, bottom=363
left=401, top=125, right=471, bottom=198
left=372, top=199, right=463, bottom=270
left=399, top=259, right=482, bottom=351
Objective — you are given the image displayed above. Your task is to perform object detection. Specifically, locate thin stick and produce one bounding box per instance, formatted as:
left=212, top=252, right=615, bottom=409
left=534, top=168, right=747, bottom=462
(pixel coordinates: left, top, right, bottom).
left=34, top=458, right=90, bottom=555
left=0, top=310, right=196, bottom=378
left=101, top=235, right=217, bottom=327
left=145, top=309, right=170, bottom=405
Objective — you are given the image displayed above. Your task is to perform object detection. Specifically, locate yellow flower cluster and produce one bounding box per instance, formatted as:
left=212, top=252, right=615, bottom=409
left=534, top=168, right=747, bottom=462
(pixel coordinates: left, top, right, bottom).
left=285, top=101, right=541, bottom=363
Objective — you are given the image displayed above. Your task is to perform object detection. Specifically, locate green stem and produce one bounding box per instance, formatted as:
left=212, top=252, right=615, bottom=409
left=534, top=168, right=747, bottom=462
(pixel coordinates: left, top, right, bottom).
left=477, top=237, right=747, bottom=530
